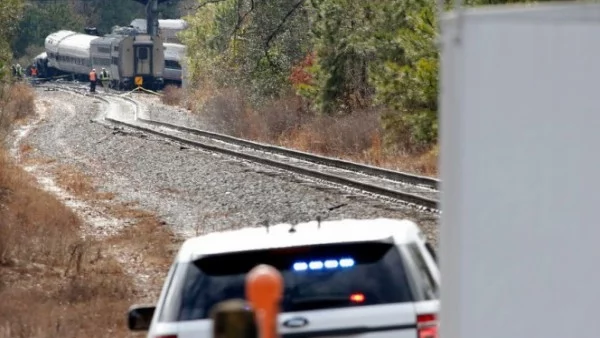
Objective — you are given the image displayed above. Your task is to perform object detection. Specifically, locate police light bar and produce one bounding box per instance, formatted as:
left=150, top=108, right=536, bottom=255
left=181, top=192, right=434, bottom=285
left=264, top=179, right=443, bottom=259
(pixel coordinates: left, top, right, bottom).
left=292, top=258, right=355, bottom=271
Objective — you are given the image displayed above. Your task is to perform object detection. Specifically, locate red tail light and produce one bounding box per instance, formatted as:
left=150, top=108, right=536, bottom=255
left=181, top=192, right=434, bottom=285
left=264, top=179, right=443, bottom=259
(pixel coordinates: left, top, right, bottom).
left=349, top=293, right=365, bottom=303
left=417, top=314, right=438, bottom=338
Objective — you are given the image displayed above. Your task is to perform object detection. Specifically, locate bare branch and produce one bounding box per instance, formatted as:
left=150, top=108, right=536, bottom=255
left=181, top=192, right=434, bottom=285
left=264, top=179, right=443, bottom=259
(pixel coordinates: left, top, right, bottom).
left=233, top=0, right=254, bottom=35
left=262, top=0, right=308, bottom=70
left=265, top=0, right=307, bottom=50
left=184, top=0, right=229, bottom=11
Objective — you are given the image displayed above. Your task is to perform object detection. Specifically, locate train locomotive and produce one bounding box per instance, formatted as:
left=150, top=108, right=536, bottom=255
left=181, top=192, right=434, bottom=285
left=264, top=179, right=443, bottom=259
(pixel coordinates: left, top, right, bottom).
left=41, top=28, right=165, bottom=90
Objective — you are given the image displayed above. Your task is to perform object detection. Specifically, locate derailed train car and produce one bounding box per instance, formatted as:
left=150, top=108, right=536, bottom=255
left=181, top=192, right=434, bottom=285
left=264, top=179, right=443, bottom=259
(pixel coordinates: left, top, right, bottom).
left=33, top=52, right=49, bottom=77
left=44, top=30, right=98, bottom=81
left=163, top=42, right=185, bottom=86
left=90, top=27, right=165, bottom=90
left=42, top=28, right=164, bottom=90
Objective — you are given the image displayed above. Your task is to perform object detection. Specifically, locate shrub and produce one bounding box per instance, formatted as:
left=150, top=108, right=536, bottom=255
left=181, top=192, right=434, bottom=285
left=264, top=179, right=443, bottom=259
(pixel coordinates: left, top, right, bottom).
left=161, top=84, right=183, bottom=106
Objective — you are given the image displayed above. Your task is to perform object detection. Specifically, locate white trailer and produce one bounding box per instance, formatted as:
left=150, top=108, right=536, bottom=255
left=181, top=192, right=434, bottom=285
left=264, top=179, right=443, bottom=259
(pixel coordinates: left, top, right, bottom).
left=440, top=3, right=600, bottom=338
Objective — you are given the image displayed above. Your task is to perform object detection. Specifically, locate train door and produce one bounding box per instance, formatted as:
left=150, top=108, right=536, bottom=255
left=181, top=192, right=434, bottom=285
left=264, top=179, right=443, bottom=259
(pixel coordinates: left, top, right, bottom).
left=134, top=44, right=152, bottom=75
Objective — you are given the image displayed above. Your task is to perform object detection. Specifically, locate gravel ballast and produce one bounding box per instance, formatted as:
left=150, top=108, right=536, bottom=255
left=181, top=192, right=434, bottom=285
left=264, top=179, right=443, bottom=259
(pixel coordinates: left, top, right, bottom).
left=26, top=88, right=439, bottom=244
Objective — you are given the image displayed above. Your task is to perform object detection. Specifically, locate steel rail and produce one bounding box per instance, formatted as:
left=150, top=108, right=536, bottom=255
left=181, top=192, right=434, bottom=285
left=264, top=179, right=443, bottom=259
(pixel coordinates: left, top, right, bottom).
left=137, top=117, right=440, bottom=190
left=104, top=117, right=439, bottom=211
left=37, top=83, right=440, bottom=210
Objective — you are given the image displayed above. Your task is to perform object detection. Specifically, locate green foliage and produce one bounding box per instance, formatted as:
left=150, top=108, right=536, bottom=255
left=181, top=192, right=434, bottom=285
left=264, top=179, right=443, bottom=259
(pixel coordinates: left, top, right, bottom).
left=0, top=0, right=24, bottom=82
left=371, top=1, right=439, bottom=148
left=183, top=0, right=551, bottom=151
left=12, top=2, right=85, bottom=59
left=13, top=0, right=174, bottom=60
left=182, top=0, right=311, bottom=105
left=90, top=0, right=146, bottom=34
left=306, top=0, right=409, bottom=115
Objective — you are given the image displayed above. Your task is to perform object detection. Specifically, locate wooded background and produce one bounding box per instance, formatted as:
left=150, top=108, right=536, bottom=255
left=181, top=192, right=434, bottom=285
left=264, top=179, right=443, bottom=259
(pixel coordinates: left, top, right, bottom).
left=1, top=0, right=551, bottom=158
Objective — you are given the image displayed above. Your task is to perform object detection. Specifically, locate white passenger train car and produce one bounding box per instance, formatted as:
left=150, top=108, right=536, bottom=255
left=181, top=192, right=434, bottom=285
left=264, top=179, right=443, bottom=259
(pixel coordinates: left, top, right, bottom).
left=130, top=18, right=188, bottom=43
left=163, top=42, right=185, bottom=85
left=45, top=30, right=97, bottom=79
left=42, top=27, right=165, bottom=90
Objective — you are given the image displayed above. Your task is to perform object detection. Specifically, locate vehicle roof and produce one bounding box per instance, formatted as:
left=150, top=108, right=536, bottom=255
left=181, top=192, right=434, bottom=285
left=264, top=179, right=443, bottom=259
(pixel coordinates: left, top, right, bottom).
left=45, top=30, right=77, bottom=52
left=176, top=218, right=424, bottom=262
left=164, top=43, right=186, bottom=59
left=34, top=52, right=47, bottom=60
left=159, top=19, right=188, bottom=30
left=130, top=18, right=188, bottom=32
left=164, top=42, right=186, bottom=50
left=91, top=36, right=125, bottom=46
left=45, top=30, right=77, bottom=43
left=56, top=33, right=98, bottom=53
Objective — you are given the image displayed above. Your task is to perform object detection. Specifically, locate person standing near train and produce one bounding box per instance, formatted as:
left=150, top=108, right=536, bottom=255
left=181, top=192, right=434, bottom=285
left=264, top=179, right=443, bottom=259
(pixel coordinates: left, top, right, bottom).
left=89, top=68, right=97, bottom=93
left=100, top=68, right=110, bottom=92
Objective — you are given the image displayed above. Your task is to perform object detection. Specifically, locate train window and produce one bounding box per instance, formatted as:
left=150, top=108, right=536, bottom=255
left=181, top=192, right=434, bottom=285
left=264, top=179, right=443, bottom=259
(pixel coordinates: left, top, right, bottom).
left=137, top=47, right=149, bottom=60
left=165, top=60, right=182, bottom=70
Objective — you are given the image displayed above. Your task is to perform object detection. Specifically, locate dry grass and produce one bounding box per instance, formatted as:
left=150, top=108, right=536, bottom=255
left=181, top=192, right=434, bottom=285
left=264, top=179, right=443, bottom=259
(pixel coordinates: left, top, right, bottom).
left=18, top=142, right=33, bottom=155
left=0, top=82, right=176, bottom=336
left=161, top=84, right=184, bottom=106
left=0, top=150, right=134, bottom=337
left=3, top=82, right=36, bottom=120
left=189, top=87, right=438, bottom=176
left=107, top=205, right=178, bottom=268
left=53, top=165, right=115, bottom=201
left=0, top=83, right=36, bottom=141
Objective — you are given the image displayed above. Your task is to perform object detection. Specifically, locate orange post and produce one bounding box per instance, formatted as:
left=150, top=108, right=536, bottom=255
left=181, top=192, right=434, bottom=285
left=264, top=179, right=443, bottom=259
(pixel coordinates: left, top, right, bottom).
left=246, top=264, right=284, bottom=338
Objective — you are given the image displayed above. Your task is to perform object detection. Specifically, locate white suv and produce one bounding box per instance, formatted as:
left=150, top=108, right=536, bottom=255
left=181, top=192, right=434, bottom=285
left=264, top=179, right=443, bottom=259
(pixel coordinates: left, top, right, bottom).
left=127, top=218, right=440, bottom=338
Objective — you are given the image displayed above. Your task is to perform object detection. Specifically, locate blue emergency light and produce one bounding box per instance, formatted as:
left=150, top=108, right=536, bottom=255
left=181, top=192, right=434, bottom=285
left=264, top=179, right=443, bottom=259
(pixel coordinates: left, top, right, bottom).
left=292, top=258, right=355, bottom=271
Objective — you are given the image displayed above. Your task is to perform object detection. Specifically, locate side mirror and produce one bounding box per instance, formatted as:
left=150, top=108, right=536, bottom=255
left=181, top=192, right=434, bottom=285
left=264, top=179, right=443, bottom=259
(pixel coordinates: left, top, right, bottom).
left=128, top=304, right=156, bottom=331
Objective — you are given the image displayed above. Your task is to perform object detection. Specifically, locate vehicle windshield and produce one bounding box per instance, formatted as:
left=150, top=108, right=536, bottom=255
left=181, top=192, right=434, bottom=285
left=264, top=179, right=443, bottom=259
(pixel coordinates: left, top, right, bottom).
left=158, top=241, right=415, bottom=322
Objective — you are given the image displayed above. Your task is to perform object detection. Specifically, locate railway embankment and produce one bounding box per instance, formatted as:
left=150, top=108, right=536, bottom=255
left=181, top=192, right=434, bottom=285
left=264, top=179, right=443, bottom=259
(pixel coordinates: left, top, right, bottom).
left=0, top=84, right=175, bottom=336
left=1, top=82, right=439, bottom=334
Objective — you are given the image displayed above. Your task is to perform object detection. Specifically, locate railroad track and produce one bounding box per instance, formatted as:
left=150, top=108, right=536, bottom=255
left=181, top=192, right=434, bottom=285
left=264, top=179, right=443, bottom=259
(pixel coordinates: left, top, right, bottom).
left=38, top=83, right=441, bottom=212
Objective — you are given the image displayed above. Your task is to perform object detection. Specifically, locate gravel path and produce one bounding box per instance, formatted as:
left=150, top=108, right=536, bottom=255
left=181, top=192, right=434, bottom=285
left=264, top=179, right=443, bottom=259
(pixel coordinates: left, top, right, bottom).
left=25, top=88, right=440, bottom=244
left=138, top=94, right=209, bottom=129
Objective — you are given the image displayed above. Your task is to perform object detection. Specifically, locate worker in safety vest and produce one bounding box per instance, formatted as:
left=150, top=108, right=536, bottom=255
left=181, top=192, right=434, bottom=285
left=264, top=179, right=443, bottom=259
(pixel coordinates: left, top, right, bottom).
left=30, top=66, right=38, bottom=86
left=15, top=64, right=23, bottom=79
left=89, top=69, right=97, bottom=93
left=99, top=68, right=110, bottom=92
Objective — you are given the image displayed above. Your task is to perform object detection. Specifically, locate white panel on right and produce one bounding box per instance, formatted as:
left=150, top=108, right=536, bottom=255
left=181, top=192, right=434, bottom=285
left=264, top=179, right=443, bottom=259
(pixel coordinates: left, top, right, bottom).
left=440, top=3, right=600, bottom=338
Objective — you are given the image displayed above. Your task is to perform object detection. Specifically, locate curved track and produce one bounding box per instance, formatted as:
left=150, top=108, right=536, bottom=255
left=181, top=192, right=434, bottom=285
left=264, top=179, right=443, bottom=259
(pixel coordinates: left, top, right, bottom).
left=39, top=83, right=441, bottom=212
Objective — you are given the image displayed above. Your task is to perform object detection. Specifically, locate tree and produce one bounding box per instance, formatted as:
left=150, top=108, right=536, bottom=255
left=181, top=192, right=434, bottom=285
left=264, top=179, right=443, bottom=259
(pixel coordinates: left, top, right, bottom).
left=305, top=0, right=411, bottom=115
left=12, top=2, right=85, bottom=59
left=181, top=0, right=311, bottom=105
left=0, top=0, right=24, bottom=81
left=371, top=0, right=439, bottom=149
